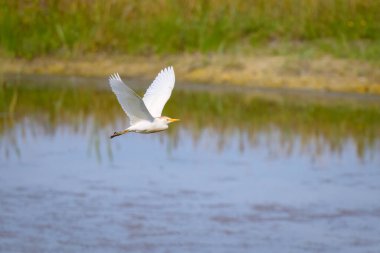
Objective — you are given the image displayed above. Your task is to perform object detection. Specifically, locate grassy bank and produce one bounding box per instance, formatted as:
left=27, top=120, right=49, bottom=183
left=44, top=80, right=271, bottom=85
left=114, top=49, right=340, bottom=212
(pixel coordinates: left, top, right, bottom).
left=2, top=54, right=380, bottom=94
left=1, top=0, right=380, bottom=61
left=1, top=1, right=380, bottom=94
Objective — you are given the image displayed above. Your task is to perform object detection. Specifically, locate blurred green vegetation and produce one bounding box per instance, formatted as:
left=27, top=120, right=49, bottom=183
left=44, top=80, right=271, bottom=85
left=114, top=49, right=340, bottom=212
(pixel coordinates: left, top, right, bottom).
left=1, top=0, right=380, bottom=60
left=1, top=80, right=379, bottom=158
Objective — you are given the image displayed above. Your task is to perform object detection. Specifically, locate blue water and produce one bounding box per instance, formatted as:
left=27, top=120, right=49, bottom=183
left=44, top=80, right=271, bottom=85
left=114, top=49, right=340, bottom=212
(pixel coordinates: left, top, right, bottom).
left=1, top=78, right=380, bottom=253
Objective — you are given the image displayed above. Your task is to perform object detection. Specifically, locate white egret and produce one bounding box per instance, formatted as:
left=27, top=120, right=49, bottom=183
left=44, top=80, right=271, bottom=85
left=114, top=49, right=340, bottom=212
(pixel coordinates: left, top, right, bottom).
left=109, top=66, right=179, bottom=138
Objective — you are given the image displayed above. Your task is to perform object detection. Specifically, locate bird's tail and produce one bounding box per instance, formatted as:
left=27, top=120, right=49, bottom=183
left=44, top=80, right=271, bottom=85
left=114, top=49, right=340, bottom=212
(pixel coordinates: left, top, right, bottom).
left=110, top=130, right=129, bottom=139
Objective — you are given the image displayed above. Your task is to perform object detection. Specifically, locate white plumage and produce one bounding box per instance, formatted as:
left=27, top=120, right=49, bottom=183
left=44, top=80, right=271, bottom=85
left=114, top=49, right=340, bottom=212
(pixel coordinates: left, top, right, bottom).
left=109, top=66, right=179, bottom=138
left=109, top=73, right=153, bottom=125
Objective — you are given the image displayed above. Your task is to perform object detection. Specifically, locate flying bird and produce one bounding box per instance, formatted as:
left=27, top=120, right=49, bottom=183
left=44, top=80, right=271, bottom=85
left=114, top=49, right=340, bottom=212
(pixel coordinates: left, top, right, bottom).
left=109, top=66, right=179, bottom=138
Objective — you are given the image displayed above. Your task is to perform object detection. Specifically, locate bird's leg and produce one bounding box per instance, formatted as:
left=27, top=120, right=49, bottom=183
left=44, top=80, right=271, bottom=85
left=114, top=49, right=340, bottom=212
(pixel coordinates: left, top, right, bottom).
left=110, top=129, right=129, bottom=139
left=110, top=132, right=121, bottom=139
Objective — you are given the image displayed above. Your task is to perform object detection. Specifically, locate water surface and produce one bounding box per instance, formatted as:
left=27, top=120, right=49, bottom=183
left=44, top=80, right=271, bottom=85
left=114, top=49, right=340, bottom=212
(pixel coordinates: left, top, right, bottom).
left=1, top=75, right=380, bottom=253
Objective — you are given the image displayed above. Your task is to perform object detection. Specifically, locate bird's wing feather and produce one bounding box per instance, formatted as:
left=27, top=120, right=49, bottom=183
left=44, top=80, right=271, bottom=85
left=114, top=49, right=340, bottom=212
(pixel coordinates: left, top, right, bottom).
left=142, top=66, right=175, bottom=117
left=109, top=73, right=154, bottom=125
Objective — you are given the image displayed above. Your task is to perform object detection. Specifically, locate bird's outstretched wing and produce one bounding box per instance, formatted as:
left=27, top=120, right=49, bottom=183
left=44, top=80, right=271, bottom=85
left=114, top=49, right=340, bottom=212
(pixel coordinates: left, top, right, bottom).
left=142, top=66, right=175, bottom=118
left=109, top=73, right=154, bottom=125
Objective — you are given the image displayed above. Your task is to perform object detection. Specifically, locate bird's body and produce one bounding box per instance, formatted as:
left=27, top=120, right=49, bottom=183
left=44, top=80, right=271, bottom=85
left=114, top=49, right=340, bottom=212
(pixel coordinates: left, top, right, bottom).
left=127, top=117, right=169, bottom=133
left=109, top=66, right=179, bottom=138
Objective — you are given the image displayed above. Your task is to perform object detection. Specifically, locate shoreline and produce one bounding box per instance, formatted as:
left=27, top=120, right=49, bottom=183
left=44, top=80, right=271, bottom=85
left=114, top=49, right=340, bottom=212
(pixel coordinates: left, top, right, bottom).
left=1, top=54, right=380, bottom=95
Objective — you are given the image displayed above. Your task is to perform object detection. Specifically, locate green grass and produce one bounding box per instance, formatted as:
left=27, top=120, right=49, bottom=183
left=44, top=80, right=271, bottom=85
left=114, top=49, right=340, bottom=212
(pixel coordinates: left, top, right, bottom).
left=1, top=0, right=380, bottom=60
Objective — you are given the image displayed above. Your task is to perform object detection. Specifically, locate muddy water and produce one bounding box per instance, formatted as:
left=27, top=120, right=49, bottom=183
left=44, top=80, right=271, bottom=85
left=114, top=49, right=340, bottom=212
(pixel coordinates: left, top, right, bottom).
left=1, top=75, right=380, bottom=253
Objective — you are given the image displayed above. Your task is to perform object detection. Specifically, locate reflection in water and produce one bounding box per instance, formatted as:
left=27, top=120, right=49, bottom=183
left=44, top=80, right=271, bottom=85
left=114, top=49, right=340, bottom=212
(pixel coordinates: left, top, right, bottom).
left=1, top=77, right=380, bottom=161
left=1, top=75, right=380, bottom=253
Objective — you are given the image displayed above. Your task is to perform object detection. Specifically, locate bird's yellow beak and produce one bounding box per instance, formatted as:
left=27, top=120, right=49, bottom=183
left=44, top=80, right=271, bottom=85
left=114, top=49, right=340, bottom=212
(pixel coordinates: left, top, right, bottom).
left=168, top=118, right=180, bottom=123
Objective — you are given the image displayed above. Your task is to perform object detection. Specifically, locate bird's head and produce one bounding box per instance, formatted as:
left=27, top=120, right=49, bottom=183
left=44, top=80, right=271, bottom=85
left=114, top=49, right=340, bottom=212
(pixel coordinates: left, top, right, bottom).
left=160, top=116, right=180, bottom=124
